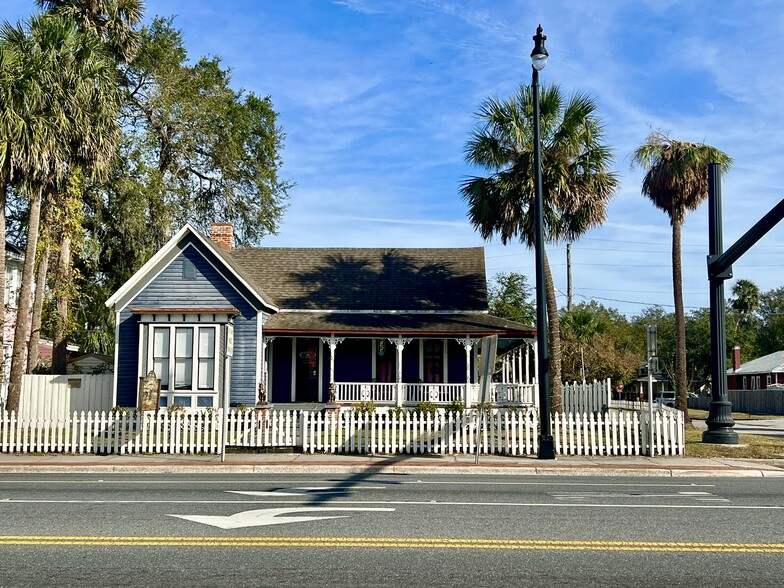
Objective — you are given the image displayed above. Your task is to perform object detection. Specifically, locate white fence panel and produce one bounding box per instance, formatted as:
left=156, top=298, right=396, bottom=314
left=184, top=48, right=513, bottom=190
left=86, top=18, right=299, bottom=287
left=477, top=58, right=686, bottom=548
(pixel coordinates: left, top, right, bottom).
left=562, top=379, right=612, bottom=415
left=17, top=374, right=113, bottom=420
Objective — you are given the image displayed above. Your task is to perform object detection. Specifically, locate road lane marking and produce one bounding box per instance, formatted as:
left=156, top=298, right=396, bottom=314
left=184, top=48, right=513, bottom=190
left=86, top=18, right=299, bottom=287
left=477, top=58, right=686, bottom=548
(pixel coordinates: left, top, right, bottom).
left=0, top=535, right=782, bottom=553
left=168, top=507, right=395, bottom=529
left=1, top=498, right=780, bottom=509
left=0, top=480, right=717, bottom=488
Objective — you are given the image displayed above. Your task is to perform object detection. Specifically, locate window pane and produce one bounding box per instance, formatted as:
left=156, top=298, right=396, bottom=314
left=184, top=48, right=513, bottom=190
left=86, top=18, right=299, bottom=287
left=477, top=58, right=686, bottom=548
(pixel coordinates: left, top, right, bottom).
left=153, top=328, right=170, bottom=388
left=199, top=327, right=215, bottom=358
left=173, top=396, right=192, bottom=408
left=198, top=358, right=214, bottom=389
left=153, top=328, right=169, bottom=357
left=153, top=359, right=169, bottom=389
left=175, top=359, right=193, bottom=389
left=197, top=396, right=213, bottom=408
left=175, top=328, right=193, bottom=389
left=159, top=396, right=168, bottom=407
left=176, top=328, right=193, bottom=358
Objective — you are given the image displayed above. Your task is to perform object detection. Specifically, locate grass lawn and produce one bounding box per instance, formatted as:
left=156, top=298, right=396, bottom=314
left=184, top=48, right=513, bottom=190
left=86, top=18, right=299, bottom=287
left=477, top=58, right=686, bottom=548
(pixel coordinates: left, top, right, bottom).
left=684, top=424, right=784, bottom=459
left=687, top=408, right=781, bottom=421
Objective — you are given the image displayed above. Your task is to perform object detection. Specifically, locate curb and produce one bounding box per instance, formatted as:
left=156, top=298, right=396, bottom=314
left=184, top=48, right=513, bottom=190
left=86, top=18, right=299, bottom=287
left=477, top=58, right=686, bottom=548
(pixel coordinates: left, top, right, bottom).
left=1, top=463, right=782, bottom=477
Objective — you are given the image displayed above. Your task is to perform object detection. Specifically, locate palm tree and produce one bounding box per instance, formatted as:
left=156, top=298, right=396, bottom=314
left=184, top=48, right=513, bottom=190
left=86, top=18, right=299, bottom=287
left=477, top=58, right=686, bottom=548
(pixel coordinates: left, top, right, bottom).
left=731, top=278, right=760, bottom=315
left=561, top=307, right=606, bottom=384
left=633, top=132, right=732, bottom=417
left=462, top=83, right=619, bottom=412
left=36, top=0, right=144, bottom=62
left=2, top=14, right=120, bottom=411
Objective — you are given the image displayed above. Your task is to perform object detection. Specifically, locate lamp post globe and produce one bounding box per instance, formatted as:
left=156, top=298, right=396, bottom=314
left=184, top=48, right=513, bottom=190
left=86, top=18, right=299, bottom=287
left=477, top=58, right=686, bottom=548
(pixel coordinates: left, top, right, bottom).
left=531, top=24, right=555, bottom=460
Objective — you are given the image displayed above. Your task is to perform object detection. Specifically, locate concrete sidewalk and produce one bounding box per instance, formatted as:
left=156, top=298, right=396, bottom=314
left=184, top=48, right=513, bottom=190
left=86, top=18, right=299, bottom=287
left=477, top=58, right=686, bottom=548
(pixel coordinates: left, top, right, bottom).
left=1, top=451, right=783, bottom=477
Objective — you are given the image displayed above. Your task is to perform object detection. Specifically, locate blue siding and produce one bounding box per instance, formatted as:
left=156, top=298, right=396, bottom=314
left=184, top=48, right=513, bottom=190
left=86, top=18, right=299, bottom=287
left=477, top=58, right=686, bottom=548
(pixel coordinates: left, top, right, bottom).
left=118, top=240, right=260, bottom=406
left=117, top=309, right=140, bottom=406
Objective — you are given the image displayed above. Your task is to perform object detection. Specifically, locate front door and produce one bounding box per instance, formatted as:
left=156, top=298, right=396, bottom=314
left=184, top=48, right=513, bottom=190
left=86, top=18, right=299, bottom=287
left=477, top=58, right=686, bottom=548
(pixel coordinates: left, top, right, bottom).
left=296, top=338, right=320, bottom=402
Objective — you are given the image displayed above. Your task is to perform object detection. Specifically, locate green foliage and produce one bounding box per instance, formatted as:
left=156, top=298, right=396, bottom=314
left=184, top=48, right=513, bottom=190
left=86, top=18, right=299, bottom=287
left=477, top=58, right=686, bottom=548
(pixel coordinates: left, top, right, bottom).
left=387, top=406, right=404, bottom=418
left=167, top=403, right=185, bottom=415
left=413, top=401, right=437, bottom=417
left=352, top=401, right=376, bottom=416
left=445, top=400, right=465, bottom=416
left=488, top=272, right=535, bottom=325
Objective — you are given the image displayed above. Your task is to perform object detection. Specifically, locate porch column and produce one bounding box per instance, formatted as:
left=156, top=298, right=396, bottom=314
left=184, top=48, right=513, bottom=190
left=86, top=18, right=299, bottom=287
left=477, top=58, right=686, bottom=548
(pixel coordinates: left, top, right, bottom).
left=457, top=336, right=475, bottom=408
left=389, top=337, right=411, bottom=407
left=321, top=335, right=344, bottom=403
left=533, top=340, right=539, bottom=409
left=525, top=342, right=530, bottom=385
left=260, top=336, right=275, bottom=404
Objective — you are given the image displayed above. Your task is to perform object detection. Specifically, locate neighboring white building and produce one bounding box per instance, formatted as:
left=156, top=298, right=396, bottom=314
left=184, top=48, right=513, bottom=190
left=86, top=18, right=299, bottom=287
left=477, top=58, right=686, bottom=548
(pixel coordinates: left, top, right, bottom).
left=1, top=242, right=24, bottom=407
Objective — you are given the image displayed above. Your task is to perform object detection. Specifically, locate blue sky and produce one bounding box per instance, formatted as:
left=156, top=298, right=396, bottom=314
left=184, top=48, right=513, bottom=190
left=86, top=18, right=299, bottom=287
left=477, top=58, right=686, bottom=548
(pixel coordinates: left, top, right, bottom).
left=4, top=0, right=784, bottom=317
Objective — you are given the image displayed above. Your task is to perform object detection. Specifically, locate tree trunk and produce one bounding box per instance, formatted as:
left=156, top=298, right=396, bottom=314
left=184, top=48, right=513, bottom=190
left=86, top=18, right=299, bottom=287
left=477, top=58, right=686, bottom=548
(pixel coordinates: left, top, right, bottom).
left=671, top=218, right=690, bottom=421
left=27, top=242, right=50, bottom=374
left=6, top=186, right=44, bottom=413
left=0, top=176, right=7, bottom=382
left=543, top=249, right=563, bottom=413
left=52, top=233, right=70, bottom=374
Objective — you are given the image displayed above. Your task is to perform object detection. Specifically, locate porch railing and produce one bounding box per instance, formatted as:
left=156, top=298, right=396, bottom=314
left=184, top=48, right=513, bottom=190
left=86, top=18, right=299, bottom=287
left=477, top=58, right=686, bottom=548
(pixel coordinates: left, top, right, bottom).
left=333, top=382, right=537, bottom=406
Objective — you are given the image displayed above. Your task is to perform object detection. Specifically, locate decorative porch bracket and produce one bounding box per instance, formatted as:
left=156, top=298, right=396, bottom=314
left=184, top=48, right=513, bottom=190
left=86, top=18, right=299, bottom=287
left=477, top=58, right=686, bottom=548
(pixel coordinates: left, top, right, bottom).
left=704, top=162, right=784, bottom=445
left=321, top=336, right=345, bottom=403
left=389, top=337, right=412, bottom=407
left=260, top=336, right=276, bottom=405
left=457, top=337, right=475, bottom=408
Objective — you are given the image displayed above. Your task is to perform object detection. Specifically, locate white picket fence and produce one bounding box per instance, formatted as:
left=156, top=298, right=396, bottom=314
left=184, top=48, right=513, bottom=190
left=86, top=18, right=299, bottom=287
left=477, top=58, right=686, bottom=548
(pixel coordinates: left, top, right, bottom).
left=0, top=406, right=684, bottom=457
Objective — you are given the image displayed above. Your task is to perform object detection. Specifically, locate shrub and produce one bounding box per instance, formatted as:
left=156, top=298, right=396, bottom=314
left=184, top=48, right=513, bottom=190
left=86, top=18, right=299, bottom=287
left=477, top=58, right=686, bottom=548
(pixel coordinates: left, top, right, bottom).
left=167, top=403, right=186, bottom=416
left=352, top=401, right=376, bottom=416
left=414, top=401, right=437, bottom=418
left=445, top=400, right=465, bottom=416
left=387, top=406, right=404, bottom=418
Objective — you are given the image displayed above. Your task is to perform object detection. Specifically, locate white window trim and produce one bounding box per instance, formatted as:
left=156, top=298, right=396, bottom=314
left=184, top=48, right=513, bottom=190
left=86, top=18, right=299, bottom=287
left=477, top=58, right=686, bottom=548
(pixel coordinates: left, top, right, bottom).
left=144, top=322, right=220, bottom=408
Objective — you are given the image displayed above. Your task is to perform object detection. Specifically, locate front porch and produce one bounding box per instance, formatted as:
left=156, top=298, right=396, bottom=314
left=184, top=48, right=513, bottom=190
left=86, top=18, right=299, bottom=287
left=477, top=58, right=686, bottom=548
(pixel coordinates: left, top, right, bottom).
left=263, top=334, right=538, bottom=408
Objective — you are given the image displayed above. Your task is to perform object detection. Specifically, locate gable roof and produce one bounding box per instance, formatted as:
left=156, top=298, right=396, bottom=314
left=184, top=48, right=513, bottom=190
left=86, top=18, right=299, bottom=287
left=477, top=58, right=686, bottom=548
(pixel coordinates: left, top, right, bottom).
left=106, top=224, right=495, bottom=319
left=728, top=350, right=784, bottom=375
left=105, top=224, right=276, bottom=312
left=229, top=247, right=487, bottom=311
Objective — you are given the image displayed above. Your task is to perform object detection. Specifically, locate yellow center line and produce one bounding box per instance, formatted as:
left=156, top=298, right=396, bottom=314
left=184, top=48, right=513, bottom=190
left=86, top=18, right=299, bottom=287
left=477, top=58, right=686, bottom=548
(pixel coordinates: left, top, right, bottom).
left=0, top=536, right=782, bottom=553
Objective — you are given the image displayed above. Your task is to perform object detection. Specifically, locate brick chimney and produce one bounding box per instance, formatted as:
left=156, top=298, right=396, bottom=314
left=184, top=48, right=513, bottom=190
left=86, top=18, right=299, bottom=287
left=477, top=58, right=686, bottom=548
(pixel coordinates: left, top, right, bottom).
left=210, top=222, right=234, bottom=251
left=732, top=346, right=741, bottom=372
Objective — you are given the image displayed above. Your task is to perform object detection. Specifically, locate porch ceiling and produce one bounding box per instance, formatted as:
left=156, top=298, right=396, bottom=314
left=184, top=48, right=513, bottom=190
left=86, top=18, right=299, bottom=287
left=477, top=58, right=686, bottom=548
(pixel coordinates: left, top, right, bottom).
left=263, top=311, right=535, bottom=338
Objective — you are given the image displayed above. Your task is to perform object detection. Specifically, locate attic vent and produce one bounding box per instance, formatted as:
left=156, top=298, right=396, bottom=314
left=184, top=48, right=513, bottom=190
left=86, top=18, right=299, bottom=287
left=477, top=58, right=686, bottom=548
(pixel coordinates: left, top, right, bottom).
left=183, top=259, right=197, bottom=280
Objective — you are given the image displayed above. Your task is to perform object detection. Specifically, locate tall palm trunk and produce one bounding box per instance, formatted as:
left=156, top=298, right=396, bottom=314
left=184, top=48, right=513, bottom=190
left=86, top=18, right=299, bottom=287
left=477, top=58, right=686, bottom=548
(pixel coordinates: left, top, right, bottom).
left=6, top=186, right=44, bottom=413
left=27, top=241, right=50, bottom=374
left=543, top=249, right=563, bottom=413
left=671, top=217, right=689, bottom=420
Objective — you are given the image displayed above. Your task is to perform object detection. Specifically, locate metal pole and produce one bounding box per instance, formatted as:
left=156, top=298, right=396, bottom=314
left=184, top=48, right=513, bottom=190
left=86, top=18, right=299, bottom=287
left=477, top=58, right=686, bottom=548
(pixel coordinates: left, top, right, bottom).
left=532, top=56, right=555, bottom=460
left=703, top=163, right=738, bottom=444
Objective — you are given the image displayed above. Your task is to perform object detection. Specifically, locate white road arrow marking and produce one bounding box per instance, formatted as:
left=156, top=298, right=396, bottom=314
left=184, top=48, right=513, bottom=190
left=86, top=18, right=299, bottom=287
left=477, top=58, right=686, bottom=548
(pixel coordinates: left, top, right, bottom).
left=227, top=485, right=386, bottom=497
left=168, top=507, right=395, bottom=529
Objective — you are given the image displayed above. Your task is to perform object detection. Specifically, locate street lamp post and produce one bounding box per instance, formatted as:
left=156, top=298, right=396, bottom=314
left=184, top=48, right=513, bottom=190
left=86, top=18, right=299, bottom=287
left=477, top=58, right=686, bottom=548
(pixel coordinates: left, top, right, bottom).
left=532, top=24, right=555, bottom=460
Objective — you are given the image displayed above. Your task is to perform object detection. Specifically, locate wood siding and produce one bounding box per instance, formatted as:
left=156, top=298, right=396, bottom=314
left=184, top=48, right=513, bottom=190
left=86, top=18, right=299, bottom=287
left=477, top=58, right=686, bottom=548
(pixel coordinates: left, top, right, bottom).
left=117, top=240, right=259, bottom=407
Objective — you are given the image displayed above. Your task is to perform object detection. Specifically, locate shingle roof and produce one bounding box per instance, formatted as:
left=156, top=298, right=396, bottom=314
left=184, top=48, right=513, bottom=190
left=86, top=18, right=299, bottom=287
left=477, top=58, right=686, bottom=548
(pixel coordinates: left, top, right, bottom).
left=228, top=247, right=488, bottom=311
left=264, top=311, right=534, bottom=336
left=728, top=350, right=784, bottom=375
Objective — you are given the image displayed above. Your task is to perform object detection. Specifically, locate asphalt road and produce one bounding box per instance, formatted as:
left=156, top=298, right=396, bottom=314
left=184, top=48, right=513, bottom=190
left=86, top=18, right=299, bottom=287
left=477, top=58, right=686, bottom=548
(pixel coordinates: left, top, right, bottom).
left=1, top=473, right=783, bottom=587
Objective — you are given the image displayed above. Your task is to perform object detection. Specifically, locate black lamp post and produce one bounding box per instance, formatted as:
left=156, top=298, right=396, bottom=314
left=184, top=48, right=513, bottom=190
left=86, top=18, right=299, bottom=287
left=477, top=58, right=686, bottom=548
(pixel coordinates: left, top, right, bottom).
left=532, top=24, right=555, bottom=460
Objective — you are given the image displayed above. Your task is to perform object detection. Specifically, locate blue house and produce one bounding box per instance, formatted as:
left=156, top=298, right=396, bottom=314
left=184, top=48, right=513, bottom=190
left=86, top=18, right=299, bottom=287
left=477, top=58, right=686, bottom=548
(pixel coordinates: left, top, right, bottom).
left=105, top=223, right=537, bottom=410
